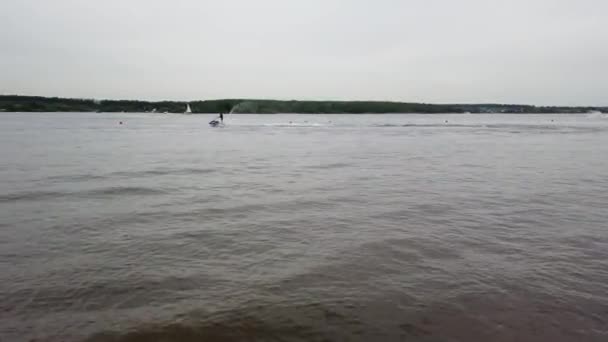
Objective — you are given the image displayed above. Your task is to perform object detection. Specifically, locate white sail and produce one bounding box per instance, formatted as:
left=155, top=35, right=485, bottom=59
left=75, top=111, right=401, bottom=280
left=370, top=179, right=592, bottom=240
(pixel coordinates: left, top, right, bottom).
left=185, top=104, right=192, bottom=114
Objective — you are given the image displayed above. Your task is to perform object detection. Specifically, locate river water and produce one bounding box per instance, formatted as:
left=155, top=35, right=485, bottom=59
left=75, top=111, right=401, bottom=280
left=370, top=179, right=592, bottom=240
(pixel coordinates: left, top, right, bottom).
left=1, top=112, right=608, bottom=341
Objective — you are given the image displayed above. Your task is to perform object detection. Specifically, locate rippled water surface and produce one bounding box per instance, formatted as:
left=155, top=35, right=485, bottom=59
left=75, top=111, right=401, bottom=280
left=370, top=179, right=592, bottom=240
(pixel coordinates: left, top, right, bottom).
left=1, top=112, right=608, bottom=341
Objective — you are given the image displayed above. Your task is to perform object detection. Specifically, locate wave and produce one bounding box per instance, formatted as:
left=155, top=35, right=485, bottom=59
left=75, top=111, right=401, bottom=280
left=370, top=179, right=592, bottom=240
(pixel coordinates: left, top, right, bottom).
left=0, top=190, right=67, bottom=203
left=260, top=123, right=328, bottom=127
left=371, top=123, right=561, bottom=130
left=43, top=168, right=216, bottom=184
left=111, top=167, right=215, bottom=178
left=86, top=186, right=167, bottom=197
left=164, top=198, right=343, bottom=224
left=4, top=275, right=227, bottom=314
left=587, top=112, right=608, bottom=119
left=0, top=186, right=167, bottom=203
left=375, top=123, right=473, bottom=127
left=222, top=121, right=608, bottom=133
left=46, top=174, right=108, bottom=182
left=305, top=162, right=352, bottom=170
left=85, top=306, right=326, bottom=342
left=366, top=123, right=608, bottom=135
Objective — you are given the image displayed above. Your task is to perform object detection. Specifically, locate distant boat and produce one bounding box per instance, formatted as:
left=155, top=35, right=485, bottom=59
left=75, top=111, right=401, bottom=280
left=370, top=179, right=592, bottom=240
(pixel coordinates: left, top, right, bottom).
left=185, top=104, right=192, bottom=114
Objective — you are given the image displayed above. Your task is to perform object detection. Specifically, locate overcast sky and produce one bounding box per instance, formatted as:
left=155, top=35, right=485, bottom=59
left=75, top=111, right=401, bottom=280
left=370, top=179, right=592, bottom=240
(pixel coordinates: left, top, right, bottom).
left=1, top=0, right=607, bottom=105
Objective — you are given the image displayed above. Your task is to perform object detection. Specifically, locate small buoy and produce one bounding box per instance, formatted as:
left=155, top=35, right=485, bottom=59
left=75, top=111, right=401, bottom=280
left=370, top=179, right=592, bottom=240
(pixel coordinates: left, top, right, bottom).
left=119, top=121, right=123, bottom=125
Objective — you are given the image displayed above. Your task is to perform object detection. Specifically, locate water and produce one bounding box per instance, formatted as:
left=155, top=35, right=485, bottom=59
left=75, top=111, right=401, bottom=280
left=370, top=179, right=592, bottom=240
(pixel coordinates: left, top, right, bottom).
left=1, top=113, right=608, bottom=342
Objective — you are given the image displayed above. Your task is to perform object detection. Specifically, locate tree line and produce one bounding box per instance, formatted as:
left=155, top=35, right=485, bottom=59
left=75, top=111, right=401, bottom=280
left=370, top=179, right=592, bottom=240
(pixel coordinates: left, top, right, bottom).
left=1, top=95, right=605, bottom=114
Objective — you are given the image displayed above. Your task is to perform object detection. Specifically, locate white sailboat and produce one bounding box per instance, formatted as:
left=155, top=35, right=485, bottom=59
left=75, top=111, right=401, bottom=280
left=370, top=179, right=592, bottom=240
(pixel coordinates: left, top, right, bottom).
left=185, top=104, right=192, bottom=114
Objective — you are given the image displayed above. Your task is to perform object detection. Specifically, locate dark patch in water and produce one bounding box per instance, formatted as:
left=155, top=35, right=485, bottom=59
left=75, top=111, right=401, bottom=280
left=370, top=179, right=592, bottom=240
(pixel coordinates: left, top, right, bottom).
left=84, top=290, right=608, bottom=342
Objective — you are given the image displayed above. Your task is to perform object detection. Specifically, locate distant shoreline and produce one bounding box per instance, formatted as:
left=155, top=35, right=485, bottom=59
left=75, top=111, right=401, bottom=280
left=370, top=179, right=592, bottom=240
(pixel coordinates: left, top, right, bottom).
left=1, top=95, right=606, bottom=114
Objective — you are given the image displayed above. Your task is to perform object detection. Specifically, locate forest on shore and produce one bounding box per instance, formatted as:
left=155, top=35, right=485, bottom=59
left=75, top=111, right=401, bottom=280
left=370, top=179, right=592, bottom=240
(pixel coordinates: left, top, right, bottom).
left=1, top=95, right=605, bottom=114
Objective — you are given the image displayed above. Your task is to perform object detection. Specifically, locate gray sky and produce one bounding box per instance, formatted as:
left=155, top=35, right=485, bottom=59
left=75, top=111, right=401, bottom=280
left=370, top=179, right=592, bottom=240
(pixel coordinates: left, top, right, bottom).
left=1, top=0, right=607, bottom=105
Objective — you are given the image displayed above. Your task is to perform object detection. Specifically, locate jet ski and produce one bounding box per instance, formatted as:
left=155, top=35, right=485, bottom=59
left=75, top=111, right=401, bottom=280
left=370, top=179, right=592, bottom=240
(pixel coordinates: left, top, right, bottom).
left=210, top=113, right=225, bottom=127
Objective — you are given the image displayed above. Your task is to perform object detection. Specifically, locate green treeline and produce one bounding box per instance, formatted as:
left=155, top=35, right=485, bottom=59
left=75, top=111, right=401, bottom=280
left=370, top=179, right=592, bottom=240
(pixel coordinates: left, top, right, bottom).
left=0, top=95, right=605, bottom=114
